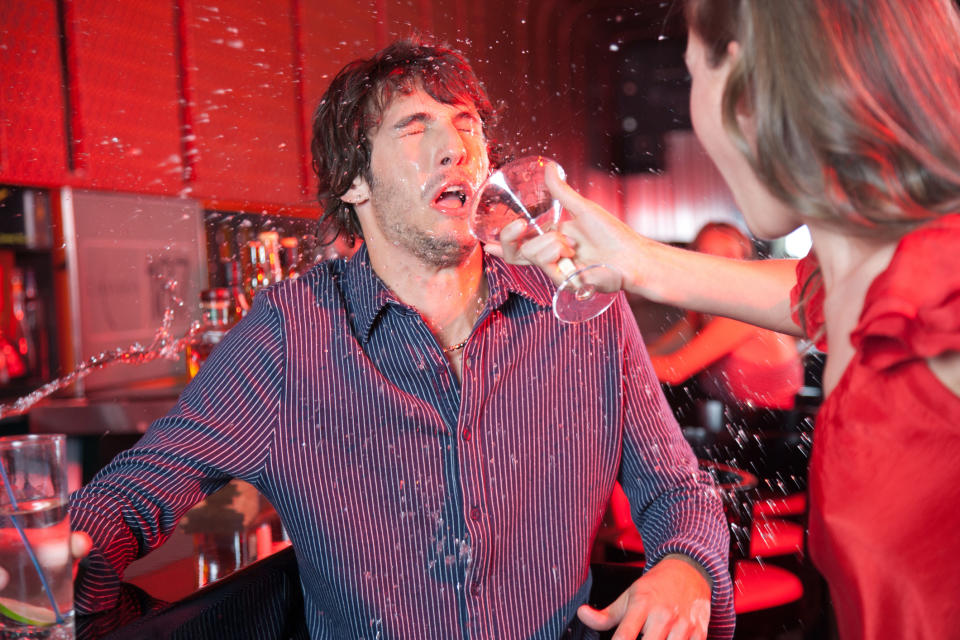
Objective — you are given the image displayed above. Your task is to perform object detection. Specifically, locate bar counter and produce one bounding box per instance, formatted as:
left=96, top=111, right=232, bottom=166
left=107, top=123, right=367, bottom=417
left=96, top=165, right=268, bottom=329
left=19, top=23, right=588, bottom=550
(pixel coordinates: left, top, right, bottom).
left=77, top=544, right=306, bottom=640
left=10, top=384, right=310, bottom=638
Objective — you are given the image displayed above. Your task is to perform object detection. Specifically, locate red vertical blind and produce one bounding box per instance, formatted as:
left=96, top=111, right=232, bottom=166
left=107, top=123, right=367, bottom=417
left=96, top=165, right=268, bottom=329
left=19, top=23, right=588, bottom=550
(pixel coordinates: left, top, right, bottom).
left=180, top=0, right=303, bottom=204
left=296, top=0, right=381, bottom=205
left=623, top=131, right=739, bottom=242
left=66, top=0, right=183, bottom=194
left=0, top=0, right=68, bottom=187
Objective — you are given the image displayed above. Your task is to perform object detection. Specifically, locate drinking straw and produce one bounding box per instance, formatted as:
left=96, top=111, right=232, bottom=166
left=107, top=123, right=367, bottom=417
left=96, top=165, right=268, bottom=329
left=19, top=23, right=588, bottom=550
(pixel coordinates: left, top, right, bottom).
left=0, top=460, right=64, bottom=625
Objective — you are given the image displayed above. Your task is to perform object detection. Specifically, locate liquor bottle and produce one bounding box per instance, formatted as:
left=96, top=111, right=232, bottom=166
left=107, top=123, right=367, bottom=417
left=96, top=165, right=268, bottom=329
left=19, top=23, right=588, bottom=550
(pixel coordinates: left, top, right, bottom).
left=9, top=268, right=34, bottom=375
left=245, top=240, right=269, bottom=301
left=22, top=268, right=48, bottom=380
left=257, top=231, right=284, bottom=286
left=223, top=260, right=250, bottom=320
left=280, top=237, right=300, bottom=280
left=185, top=288, right=233, bottom=379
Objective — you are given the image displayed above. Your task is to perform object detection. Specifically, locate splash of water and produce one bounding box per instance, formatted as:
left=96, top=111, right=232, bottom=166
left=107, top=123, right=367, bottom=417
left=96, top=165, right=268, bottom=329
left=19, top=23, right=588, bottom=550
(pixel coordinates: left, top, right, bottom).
left=0, top=279, right=200, bottom=421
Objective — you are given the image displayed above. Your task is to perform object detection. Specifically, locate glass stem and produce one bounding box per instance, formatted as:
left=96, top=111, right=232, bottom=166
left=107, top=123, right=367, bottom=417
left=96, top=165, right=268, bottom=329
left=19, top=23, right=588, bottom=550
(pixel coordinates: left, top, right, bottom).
left=557, top=258, right=584, bottom=289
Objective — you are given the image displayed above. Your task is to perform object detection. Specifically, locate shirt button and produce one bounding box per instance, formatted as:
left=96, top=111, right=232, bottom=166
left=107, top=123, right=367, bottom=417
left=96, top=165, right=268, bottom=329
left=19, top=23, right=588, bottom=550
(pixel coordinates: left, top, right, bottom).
left=462, top=428, right=472, bottom=441
left=470, top=583, right=481, bottom=597
left=470, top=506, right=481, bottom=521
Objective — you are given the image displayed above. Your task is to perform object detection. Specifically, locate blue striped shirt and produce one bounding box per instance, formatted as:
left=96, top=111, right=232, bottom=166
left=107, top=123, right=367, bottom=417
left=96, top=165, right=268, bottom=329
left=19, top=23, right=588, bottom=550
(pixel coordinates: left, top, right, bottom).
left=71, top=245, right=734, bottom=639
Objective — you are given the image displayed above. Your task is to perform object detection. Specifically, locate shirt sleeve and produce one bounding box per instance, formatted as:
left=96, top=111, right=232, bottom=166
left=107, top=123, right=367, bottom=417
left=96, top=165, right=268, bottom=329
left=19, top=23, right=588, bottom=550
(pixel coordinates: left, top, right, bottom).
left=69, top=292, right=286, bottom=614
left=790, top=252, right=827, bottom=351
left=615, top=300, right=735, bottom=640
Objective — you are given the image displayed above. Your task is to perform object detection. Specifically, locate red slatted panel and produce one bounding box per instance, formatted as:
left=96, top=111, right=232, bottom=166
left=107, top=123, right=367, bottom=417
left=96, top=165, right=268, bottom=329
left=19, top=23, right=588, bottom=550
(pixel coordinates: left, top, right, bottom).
left=431, top=0, right=467, bottom=46
left=385, top=0, right=432, bottom=40
left=296, top=0, right=380, bottom=206
left=181, top=0, right=302, bottom=204
left=0, top=0, right=68, bottom=186
left=66, top=0, right=183, bottom=194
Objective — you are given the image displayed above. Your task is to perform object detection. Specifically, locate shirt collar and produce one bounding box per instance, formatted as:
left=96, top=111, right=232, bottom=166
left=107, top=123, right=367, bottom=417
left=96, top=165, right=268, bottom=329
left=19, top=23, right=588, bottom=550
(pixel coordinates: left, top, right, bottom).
left=482, top=252, right=554, bottom=311
left=341, top=244, right=403, bottom=345
left=340, top=243, right=555, bottom=345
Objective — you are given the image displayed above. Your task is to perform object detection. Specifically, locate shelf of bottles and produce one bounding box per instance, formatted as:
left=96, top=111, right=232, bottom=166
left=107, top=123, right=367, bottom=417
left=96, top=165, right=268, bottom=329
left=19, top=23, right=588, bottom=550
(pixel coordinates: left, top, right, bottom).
left=188, top=210, right=348, bottom=378
left=0, top=187, right=59, bottom=403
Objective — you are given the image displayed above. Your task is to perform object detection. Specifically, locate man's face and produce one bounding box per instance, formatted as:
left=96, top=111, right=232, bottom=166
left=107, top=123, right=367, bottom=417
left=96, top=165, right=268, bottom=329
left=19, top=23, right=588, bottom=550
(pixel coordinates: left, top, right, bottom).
left=357, top=87, right=490, bottom=268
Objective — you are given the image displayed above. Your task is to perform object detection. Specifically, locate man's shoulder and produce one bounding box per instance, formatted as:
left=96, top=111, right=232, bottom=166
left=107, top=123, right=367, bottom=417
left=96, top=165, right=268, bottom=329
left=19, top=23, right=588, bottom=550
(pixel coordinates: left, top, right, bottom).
left=260, top=259, right=348, bottom=314
left=277, top=259, right=343, bottom=290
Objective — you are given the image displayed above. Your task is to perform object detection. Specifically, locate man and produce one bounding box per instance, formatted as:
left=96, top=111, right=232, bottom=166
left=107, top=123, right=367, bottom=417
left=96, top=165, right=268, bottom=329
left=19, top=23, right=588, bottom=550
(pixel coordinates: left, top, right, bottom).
left=70, top=40, right=734, bottom=639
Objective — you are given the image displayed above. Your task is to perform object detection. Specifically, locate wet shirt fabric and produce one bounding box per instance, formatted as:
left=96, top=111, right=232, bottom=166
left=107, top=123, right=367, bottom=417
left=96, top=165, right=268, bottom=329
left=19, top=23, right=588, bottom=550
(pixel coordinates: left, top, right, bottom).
left=70, top=245, right=734, bottom=640
left=792, top=214, right=960, bottom=640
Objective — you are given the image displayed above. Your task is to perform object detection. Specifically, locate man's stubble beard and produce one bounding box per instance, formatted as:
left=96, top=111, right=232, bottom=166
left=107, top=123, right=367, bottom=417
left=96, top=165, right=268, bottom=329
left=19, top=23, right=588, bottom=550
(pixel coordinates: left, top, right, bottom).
left=369, top=173, right=475, bottom=269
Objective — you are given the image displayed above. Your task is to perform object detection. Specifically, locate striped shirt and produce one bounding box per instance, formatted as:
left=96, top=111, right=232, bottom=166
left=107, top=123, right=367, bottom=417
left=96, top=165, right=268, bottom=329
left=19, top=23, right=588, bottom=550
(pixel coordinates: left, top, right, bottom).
left=71, top=245, right=734, bottom=639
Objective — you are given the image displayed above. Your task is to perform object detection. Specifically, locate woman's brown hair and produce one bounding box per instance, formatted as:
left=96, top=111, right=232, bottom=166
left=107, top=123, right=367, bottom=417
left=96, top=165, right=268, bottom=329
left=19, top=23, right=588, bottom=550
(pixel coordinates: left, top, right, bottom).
left=685, top=0, right=960, bottom=237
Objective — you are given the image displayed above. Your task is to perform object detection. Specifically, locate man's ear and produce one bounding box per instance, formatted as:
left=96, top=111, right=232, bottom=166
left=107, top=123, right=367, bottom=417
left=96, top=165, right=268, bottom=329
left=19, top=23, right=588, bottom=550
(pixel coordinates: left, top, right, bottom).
left=342, top=175, right=371, bottom=206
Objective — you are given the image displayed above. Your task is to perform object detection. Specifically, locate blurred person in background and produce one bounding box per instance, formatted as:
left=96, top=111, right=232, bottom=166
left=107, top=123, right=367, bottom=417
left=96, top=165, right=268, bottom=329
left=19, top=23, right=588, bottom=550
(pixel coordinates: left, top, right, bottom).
left=647, top=222, right=803, bottom=413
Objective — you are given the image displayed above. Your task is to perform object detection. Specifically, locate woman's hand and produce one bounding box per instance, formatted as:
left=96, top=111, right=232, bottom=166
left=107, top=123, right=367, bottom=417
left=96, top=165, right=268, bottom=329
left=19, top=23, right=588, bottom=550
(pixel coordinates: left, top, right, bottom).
left=484, top=163, right=642, bottom=290
left=484, top=163, right=803, bottom=334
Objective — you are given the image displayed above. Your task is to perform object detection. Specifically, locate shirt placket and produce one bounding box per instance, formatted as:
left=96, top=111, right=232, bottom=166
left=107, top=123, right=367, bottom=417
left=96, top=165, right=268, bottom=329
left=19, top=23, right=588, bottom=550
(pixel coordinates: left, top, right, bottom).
left=455, top=339, right=495, bottom=638
left=368, top=292, right=501, bottom=638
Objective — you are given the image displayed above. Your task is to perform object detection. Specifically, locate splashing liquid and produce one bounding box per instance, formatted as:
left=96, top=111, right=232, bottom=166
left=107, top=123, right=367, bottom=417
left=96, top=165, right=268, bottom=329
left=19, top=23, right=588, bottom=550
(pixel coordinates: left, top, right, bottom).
left=0, top=279, right=200, bottom=421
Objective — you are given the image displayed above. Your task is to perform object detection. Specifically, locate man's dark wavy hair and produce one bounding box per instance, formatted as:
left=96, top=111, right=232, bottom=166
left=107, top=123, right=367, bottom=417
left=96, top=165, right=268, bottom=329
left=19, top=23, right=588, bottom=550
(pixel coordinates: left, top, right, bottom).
left=311, top=39, right=499, bottom=246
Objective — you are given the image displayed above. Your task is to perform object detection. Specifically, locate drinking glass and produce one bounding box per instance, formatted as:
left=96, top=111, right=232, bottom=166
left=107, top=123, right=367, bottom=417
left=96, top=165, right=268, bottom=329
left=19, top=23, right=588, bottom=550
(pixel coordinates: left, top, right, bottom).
left=0, top=435, right=73, bottom=639
left=470, top=156, right=621, bottom=322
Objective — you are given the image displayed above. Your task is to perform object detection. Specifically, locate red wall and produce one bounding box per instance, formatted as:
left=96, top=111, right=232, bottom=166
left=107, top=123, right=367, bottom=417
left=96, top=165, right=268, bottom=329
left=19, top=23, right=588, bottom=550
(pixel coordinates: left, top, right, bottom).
left=179, top=0, right=303, bottom=204
left=0, top=0, right=573, bottom=213
left=0, top=0, right=69, bottom=187
left=66, top=0, right=183, bottom=194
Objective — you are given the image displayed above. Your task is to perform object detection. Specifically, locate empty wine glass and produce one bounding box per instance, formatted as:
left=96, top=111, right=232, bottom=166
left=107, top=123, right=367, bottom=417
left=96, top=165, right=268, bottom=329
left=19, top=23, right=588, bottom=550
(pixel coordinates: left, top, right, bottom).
left=470, top=156, right=621, bottom=323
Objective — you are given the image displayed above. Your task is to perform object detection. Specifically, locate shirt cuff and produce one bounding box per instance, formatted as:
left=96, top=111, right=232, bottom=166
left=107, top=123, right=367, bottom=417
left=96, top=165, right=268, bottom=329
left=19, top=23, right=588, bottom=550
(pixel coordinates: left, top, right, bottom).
left=73, top=545, right=123, bottom=614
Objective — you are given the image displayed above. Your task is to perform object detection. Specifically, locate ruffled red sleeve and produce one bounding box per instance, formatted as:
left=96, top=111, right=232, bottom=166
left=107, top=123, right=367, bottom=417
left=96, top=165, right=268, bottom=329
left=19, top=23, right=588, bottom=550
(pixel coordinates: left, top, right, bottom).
left=790, top=252, right=827, bottom=351
left=851, top=214, right=960, bottom=371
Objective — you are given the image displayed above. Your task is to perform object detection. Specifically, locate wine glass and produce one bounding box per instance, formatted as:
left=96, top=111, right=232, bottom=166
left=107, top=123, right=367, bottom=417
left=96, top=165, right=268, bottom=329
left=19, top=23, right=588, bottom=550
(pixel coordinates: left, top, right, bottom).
left=469, top=156, right=621, bottom=323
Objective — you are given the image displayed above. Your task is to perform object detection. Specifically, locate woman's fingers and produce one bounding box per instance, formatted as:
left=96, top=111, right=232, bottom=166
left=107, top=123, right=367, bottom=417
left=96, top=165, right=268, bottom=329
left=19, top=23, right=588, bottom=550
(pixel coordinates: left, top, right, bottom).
left=544, top=163, right=588, bottom=217
left=497, top=219, right=531, bottom=263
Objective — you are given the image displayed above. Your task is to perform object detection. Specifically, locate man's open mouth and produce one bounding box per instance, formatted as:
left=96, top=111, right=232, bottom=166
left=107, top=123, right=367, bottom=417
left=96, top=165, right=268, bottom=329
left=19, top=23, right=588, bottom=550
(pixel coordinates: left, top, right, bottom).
left=432, top=182, right=471, bottom=210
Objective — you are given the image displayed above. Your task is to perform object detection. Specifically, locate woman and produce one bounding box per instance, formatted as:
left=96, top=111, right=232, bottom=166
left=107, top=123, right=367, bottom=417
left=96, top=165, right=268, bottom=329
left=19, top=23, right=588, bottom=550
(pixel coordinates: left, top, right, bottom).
left=493, top=1, right=960, bottom=638
left=646, top=222, right=802, bottom=412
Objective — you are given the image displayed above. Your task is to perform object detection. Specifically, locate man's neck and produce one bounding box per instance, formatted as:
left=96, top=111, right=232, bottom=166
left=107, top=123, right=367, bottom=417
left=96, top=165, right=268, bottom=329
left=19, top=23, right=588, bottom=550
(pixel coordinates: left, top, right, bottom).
left=366, top=242, right=487, bottom=349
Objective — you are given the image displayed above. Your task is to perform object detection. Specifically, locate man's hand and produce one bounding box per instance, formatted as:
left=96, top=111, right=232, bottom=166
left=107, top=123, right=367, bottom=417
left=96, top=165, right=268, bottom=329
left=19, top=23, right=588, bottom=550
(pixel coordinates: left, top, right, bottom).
left=0, top=531, right=91, bottom=592
left=578, top=555, right=711, bottom=640
left=71, top=531, right=92, bottom=581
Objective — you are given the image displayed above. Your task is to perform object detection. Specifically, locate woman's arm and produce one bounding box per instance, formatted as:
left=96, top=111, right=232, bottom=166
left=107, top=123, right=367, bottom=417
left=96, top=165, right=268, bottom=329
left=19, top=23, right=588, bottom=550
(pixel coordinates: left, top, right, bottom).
left=490, top=164, right=803, bottom=335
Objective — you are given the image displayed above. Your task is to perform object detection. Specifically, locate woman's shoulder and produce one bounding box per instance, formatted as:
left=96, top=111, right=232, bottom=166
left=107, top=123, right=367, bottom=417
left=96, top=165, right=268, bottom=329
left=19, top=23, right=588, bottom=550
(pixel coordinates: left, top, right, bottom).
left=851, top=214, right=960, bottom=370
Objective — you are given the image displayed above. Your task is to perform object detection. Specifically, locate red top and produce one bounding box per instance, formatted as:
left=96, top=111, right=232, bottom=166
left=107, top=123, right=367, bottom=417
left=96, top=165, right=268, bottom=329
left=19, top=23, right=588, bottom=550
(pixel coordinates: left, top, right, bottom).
left=791, top=214, right=960, bottom=640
